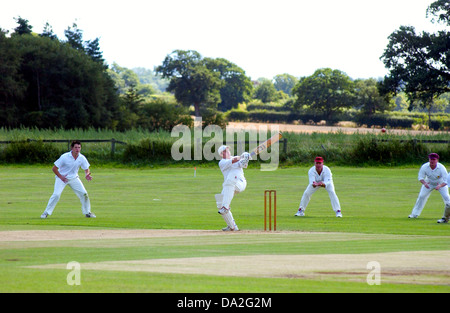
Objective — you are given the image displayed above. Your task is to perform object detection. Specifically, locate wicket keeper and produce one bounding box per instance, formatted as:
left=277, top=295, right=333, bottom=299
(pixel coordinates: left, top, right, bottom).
left=294, top=156, right=342, bottom=217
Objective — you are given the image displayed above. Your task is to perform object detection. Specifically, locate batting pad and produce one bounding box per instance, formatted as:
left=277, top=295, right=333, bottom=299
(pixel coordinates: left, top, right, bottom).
left=215, top=194, right=223, bottom=209
left=222, top=210, right=237, bottom=230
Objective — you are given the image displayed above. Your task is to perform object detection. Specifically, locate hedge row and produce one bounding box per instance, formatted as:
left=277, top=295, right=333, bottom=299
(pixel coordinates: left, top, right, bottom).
left=225, top=110, right=450, bottom=130
left=1, top=138, right=448, bottom=167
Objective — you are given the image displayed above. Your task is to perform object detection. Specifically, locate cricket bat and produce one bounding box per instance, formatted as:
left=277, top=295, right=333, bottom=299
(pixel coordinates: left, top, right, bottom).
left=250, top=132, right=283, bottom=157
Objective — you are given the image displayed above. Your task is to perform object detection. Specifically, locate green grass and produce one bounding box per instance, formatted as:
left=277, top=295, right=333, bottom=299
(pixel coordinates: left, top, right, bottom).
left=0, top=165, right=449, bottom=293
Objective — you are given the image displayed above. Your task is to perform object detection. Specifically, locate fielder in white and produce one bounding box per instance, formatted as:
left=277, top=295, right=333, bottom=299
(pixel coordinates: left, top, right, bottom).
left=294, top=156, right=342, bottom=217
left=409, top=153, right=449, bottom=220
left=215, top=145, right=251, bottom=231
left=41, top=140, right=96, bottom=219
left=437, top=173, right=450, bottom=223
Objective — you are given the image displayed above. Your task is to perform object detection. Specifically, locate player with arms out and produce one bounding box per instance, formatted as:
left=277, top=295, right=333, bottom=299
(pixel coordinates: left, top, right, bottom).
left=215, top=145, right=251, bottom=231
left=41, top=140, right=96, bottom=219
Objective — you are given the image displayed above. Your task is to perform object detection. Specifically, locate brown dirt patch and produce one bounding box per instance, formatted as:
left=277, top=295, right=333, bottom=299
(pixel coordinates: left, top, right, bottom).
left=32, top=251, right=450, bottom=285
left=0, top=229, right=228, bottom=242
left=227, top=121, right=447, bottom=135
left=14, top=229, right=449, bottom=285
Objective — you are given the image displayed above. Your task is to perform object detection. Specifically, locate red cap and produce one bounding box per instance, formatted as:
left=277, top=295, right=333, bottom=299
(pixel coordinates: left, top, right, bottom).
left=428, top=153, right=439, bottom=160
left=314, top=156, right=324, bottom=163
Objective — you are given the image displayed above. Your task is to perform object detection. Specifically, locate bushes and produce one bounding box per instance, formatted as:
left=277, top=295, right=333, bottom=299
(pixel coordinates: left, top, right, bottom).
left=350, top=138, right=427, bottom=165
left=0, top=130, right=448, bottom=167
left=0, top=140, right=61, bottom=164
left=122, top=139, right=173, bottom=163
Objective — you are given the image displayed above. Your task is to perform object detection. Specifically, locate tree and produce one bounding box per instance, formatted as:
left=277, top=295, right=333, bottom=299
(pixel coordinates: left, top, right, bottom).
left=204, top=57, right=253, bottom=111
left=12, top=16, right=32, bottom=36
left=253, top=78, right=282, bottom=103
left=64, top=23, right=84, bottom=51
left=156, top=50, right=223, bottom=117
left=354, top=78, right=393, bottom=116
left=273, top=73, right=298, bottom=95
left=427, top=0, right=450, bottom=26
left=292, top=68, right=354, bottom=121
left=1, top=31, right=119, bottom=129
left=0, top=30, right=26, bottom=127
left=122, top=83, right=143, bottom=113
left=40, top=22, right=58, bottom=40
left=380, top=0, right=450, bottom=127
left=85, top=37, right=105, bottom=66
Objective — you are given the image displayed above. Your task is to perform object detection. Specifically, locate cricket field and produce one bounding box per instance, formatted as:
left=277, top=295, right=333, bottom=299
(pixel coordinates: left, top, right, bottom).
left=0, top=165, right=448, bottom=293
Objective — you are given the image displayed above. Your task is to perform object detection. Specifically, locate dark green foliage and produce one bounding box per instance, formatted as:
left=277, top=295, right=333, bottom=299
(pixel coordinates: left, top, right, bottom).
left=138, top=99, right=193, bottom=132
left=0, top=141, right=61, bottom=163
left=0, top=32, right=119, bottom=130
left=350, top=138, right=427, bottom=165
left=122, top=139, right=173, bottom=163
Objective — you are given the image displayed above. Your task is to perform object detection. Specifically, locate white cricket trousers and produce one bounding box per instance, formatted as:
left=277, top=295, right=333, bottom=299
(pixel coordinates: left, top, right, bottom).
left=44, top=177, right=91, bottom=215
left=218, top=177, right=246, bottom=230
left=221, top=176, right=247, bottom=210
left=299, top=183, right=341, bottom=212
left=411, top=184, right=450, bottom=216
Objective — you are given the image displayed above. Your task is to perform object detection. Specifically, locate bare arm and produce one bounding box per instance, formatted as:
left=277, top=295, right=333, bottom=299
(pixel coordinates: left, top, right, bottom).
left=52, top=165, right=68, bottom=183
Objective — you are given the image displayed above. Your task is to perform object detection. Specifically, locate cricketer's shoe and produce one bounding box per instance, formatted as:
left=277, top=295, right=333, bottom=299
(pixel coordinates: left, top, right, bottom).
left=40, top=212, right=48, bottom=219
left=336, top=210, right=342, bottom=218
left=408, top=214, right=418, bottom=219
left=437, top=218, right=448, bottom=223
left=222, top=226, right=239, bottom=231
left=85, top=212, right=96, bottom=218
left=294, top=208, right=305, bottom=217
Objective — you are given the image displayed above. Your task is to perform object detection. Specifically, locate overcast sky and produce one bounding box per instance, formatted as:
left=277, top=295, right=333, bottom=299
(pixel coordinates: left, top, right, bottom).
left=1, top=0, right=443, bottom=80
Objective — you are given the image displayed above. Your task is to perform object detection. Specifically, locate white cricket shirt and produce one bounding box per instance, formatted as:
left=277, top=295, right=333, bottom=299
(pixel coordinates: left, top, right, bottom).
left=219, top=157, right=245, bottom=182
left=308, top=165, right=334, bottom=185
left=418, top=162, right=448, bottom=185
left=54, top=152, right=90, bottom=180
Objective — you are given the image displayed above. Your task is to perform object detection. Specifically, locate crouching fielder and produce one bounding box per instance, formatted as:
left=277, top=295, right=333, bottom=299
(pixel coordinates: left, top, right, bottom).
left=215, top=145, right=251, bottom=231
left=409, top=153, right=449, bottom=220
left=294, top=156, right=342, bottom=217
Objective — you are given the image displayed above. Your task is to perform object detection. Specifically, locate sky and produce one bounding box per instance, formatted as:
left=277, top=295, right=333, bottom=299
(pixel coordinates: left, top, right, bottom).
left=0, top=0, right=444, bottom=80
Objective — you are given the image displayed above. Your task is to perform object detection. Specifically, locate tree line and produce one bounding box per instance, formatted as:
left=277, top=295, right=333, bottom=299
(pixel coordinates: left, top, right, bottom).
left=0, top=0, right=449, bottom=131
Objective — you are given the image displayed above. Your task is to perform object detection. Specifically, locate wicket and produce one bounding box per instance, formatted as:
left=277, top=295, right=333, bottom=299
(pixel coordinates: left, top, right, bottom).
left=264, top=190, right=277, bottom=231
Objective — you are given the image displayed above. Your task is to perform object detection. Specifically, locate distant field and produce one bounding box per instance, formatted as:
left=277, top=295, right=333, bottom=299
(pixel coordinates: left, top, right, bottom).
left=0, top=166, right=448, bottom=293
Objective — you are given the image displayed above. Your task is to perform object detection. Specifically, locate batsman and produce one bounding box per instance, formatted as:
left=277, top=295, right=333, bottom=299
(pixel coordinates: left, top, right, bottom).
left=215, top=145, right=251, bottom=231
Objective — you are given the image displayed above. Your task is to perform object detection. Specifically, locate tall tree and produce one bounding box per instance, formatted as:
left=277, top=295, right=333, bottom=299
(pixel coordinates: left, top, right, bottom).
left=64, top=23, right=84, bottom=51
left=40, top=22, right=58, bottom=40
left=204, top=57, right=253, bottom=111
left=253, top=79, right=281, bottom=103
left=292, top=68, right=354, bottom=121
left=380, top=0, right=450, bottom=126
left=85, top=37, right=105, bottom=66
left=12, top=16, right=32, bottom=36
left=156, top=50, right=222, bottom=117
left=0, top=30, right=26, bottom=127
left=354, top=78, right=393, bottom=116
left=273, top=73, right=298, bottom=95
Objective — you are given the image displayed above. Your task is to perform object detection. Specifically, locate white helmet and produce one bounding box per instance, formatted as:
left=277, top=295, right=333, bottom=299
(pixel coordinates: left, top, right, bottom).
left=218, top=145, right=229, bottom=156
